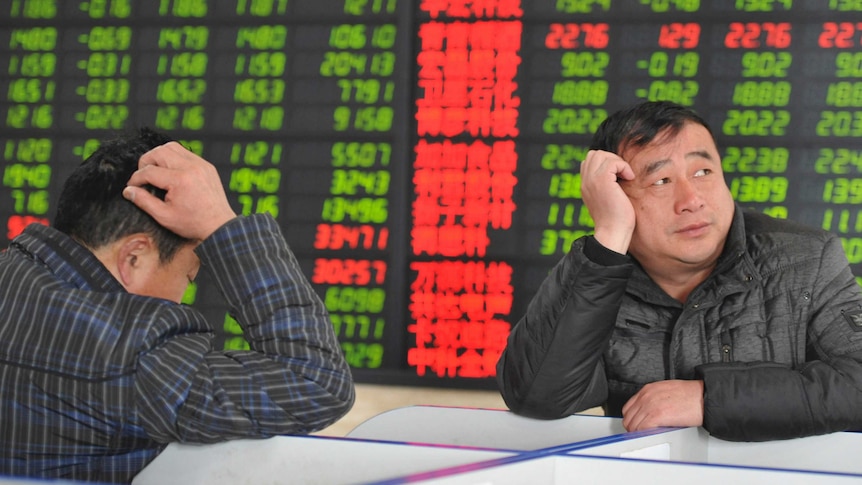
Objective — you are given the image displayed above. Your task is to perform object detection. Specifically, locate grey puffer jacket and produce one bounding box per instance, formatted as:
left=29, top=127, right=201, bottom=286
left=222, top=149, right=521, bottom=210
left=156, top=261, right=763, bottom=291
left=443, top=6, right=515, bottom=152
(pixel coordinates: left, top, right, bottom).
left=497, top=206, right=862, bottom=441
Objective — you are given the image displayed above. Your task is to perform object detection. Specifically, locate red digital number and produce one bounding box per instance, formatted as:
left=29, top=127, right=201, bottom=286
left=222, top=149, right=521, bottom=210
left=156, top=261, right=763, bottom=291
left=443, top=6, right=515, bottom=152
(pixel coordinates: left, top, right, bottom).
left=545, top=23, right=609, bottom=49
left=725, top=22, right=791, bottom=49
left=658, top=23, right=701, bottom=49
left=819, top=22, right=862, bottom=48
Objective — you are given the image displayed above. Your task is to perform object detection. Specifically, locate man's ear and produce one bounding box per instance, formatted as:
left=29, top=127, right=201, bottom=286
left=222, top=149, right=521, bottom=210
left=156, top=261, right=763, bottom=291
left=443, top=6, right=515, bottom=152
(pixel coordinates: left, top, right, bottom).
left=115, top=234, right=158, bottom=288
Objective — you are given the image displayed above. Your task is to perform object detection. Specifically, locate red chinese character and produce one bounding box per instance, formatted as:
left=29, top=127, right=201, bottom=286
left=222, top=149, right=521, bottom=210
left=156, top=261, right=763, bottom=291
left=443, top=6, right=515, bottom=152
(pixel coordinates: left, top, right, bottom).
left=414, top=196, right=442, bottom=226
left=465, top=106, right=493, bottom=137
left=413, top=168, right=443, bottom=197
left=469, top=49, right=496, bottom=80
left=496, top=51, right=521, bottom=80
left=414, top=140, right=443, bottom=168
left=488, top=199, right=516, bottom=230
left=440, top=140, right=468, bottom=169
left=489, top=140, right=517, bottom=171
left=417, top=49, right=445, bottom=79
left=417, top=79, right=445, bottom=107
left=457, top=349, right=487, bottom=378
left=416, top=106, right=444, bottom=137
left=411, top=225, right=439, bottom=256
left=462, top=226, right=490, bottom=257
left=437, top=261, right=465, bottom=292
left=459, top=293, right=488, bottom=321
left=490, top=107, right=519, bottom=137
left=441, top=106, right=467, bottom=137
left=462, top=199, right=491, bottom=227
left=437, top=224, right=466, bottom=257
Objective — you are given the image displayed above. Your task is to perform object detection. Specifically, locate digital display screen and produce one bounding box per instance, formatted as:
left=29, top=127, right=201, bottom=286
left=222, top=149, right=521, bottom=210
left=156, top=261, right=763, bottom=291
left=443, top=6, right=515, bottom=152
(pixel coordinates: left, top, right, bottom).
left=2, top=0, right=861, bottom=388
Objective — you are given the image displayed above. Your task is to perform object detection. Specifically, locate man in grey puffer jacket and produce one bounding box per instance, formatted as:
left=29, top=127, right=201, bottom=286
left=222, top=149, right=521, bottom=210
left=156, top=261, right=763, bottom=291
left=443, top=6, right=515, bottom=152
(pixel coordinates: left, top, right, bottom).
left=497, top=101, right=862, bottom=441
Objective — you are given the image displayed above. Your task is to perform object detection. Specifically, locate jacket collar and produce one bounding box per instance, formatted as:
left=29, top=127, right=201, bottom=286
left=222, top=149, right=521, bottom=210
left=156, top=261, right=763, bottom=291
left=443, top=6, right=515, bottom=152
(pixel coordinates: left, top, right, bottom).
left=13, top=223, right=126, bottom=293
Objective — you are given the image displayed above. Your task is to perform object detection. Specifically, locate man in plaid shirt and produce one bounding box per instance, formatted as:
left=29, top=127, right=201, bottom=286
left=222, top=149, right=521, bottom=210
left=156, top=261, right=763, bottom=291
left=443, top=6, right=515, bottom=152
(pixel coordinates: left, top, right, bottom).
left=0, top=128, right=355, bottom=483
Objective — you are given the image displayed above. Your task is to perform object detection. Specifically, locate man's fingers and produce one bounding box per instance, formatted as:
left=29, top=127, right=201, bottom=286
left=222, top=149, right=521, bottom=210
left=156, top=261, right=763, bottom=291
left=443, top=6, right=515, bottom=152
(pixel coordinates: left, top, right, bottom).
left=138, top=141, right=192, bottom=170
left=122, top=186, right=164, bottom=218
left=126, top=165, right=171, bottom=192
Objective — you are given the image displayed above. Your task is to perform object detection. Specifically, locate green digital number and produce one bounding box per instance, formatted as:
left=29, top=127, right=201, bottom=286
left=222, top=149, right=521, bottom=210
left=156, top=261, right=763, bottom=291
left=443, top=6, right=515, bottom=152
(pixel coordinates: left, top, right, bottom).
left=83, top=78, right=129, bottom=103
left=85, top=26, right=132, bottom=50
left=236, top=25, right=287, bottom=49
left=840, top=237, right=862, bottom=264
left=3, top=138, right=52, bottom=163
left=9, top=27, right=57, bottom=50
left=229, top=167, right=281, bottom=193
left=722, top=146, right=789, bottom=173
left=330, top=24, right=367, bottom=49
left=322, top=197, right=388, bottom=223
left=331, top=170, right=391, bottom=196
left=332, top=314, right=385, bottom=339
left=827, top=82, right=862, bottom=107
left=728, top=176, right=788, bottom=203
left=552, top=80, right=608, bottom=105
left=548, top=172, right=583, bottom=199
left=236, top=0, right=288, bottom=15
left=823, top=209, right=862, bottom=234
left=10, top=189, right=49, bottom=215
left=236, top=52, right=286, bottom=76
left=741, top=51, right=791, bottom=78
left=539, top=229, right=591, bottom=255
left=156, top=79, right=207, bottom=103
left=6, top=79, right=55, bottom=103
left=3, top=163, right=51, bottom=189
left=556, top=0, right=611, bottom=13
left=822, top=178, right=862, bottom=204
left=325, top=286, right=386, bottom=314
left=10, top=0, right=57, bottom=18
left=829, top=0, right=862, bottom=9
left=836, top=53, right=862, bottom=77
left=735, top=0, right=791, bottom=11
left=341, top=342, right=384, bottom=369
left=815, top=148, right=862, bottom=174
left=732, top=81, right=791, bottom=107
left=9, top=53, right=57, bottom=77
left=236, top=194, right=279, bottom=217
left=542, top=108, right=607, bottom=135
left=84, top=0, right=131, bottom=18
left=158, top=26, right=209, bottom=50
left=332, top=142, right=392, bottom=168
left=547, top=202, right=593, bottom=227
left=157, top=52, right=208, bottom=76
left=344, top=0, right=397, bottom=14
left=722, top=109, right=789, bottom=136
left=159, top=0, right=207, bottom=17
left=644, top=80, right=698, bottom=106
left=816, top=111, right=862, bottom=137
left=229, top=141, right=283, bottom=166
left=540, top=144, right=588, bottom=170
left=560, top=51, right=609, bottom=77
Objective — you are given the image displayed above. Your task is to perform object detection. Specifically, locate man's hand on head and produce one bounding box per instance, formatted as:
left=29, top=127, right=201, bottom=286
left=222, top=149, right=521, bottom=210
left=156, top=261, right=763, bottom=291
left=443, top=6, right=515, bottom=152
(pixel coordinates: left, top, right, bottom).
left=579, top=150, right=637, bottom=254
left=123, top=142, right=236, bottom=241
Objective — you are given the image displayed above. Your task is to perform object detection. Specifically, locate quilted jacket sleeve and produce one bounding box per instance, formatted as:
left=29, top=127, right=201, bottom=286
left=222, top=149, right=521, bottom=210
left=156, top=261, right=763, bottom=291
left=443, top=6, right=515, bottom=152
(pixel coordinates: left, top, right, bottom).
left=496, top=236, right=633, bottom=419
left=696, top=233, right=862, bottom=441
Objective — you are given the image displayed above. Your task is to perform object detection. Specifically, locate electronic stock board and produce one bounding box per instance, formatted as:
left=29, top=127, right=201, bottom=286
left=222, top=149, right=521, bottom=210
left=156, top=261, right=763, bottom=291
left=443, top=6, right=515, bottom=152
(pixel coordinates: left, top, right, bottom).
left=2, top=0, right=862, bottom=388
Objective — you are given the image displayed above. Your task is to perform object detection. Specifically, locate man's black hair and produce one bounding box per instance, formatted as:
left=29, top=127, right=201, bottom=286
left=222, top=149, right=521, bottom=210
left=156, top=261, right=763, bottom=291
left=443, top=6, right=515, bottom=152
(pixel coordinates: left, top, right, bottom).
left=589, top=101, right=715, bottom=154
left=54, top=127, right=191, bottom=262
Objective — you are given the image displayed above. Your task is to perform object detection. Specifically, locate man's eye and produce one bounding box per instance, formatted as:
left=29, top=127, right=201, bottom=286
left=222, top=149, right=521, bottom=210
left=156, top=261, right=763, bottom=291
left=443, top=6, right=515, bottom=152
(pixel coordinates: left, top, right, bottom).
left=694, top=168, right=712, bottom=177
left=653, top=177, right=670, bottom=186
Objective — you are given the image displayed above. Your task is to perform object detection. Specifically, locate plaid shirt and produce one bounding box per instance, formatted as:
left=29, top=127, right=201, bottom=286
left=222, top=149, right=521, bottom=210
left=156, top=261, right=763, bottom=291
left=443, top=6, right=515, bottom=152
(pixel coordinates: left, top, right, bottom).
left=0, top=214, right=354, bottom=483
